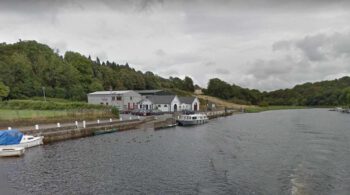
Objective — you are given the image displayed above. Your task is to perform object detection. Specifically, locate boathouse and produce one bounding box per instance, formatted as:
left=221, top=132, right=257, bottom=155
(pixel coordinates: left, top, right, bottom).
left=179, top=97, right=200, bottom=111
left=140, top=95, right=181, bottom=112
left=87, top=90, right=142, bottom=111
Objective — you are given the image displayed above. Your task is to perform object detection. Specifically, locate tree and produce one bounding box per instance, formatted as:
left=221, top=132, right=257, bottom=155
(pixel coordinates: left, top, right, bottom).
left=183, top=76, right=195, bottom=92
left=0, top=81, right=9, bottom=100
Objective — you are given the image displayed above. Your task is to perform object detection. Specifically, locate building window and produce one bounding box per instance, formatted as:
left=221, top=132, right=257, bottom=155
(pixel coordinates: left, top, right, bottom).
left=112, top=96, right=116, bottom=101
left=117, top=96, right=122, bottom=101
left=130, top=96, right=133, bottom=100
left=164, top=104, right=167, bottom=107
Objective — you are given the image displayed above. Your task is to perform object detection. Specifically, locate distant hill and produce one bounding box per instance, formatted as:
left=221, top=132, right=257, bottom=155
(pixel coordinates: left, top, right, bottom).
left=205, top=77, right=350, bottom=106
left=1, top=40, right=349, bottom=106
left=0, top=41, right=195, bottom=100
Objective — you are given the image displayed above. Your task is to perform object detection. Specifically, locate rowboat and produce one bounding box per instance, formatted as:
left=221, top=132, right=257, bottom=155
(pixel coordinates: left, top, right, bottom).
left=93, top=128, right=118, bottom=135
left=0, top=147, right=25, bottom=157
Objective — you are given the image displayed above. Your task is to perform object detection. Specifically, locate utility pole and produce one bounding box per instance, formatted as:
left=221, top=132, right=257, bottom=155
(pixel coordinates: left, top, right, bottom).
left=42, top=87, right=46, bottom=102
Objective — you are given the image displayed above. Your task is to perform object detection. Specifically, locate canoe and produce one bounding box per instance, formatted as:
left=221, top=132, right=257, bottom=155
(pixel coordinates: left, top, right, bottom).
left=155, top=123, right=177, bottom=130
left=93, top=128, right=117, bottom=135
left=0, top=147, right=25, bottom=157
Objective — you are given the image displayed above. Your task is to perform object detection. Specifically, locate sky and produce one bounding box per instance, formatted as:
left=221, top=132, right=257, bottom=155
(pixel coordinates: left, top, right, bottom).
left=1, top=0, right=350, bottom=91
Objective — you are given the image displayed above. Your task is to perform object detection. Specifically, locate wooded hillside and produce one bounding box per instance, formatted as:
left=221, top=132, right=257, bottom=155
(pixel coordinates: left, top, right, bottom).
left=0, top=41, right=194, bottom=100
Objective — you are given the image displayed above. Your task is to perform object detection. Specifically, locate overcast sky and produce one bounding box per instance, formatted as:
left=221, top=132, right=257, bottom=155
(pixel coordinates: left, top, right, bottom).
left=1, top=0, right=350, bottom=91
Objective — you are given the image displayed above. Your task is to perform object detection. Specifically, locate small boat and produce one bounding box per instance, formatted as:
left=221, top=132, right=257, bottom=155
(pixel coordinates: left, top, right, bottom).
left=154, top=123, right=177, bottom=130
left=176, top=113, right=209, bottom=126
left=0, top=130, right=43, bottom=149
left=93, top=128, right=117, bottom=135
left=0, top=147, right=25, bottom=157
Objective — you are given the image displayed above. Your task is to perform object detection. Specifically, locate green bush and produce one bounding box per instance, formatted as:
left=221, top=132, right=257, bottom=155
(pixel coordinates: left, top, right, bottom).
left=259, top=101, right=269, bottom=107
left=111, top=106, right=119, bottom=118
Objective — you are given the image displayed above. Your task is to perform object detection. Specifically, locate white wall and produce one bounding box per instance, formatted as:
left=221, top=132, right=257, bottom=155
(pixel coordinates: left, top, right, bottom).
left=87, top=91, right=142, bottom=111
left=191, top=98, right=200, bottom=111
left=170, top=96, right=181, bottom=112
left=138, top=99, right=153, bottom=110
left=155, top=104, right=170, bottom=112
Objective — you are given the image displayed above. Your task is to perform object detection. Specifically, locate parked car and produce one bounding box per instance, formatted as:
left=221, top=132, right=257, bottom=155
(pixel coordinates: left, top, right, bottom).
left=181, top=110, right=195, bottom=115
left=149, top=109, right=163, bottom=115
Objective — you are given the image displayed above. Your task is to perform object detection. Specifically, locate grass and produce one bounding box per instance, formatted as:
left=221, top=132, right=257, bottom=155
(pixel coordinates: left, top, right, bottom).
left=0, top=109, right=69, bottom=120
left=244, top=105, right=308, bottom=113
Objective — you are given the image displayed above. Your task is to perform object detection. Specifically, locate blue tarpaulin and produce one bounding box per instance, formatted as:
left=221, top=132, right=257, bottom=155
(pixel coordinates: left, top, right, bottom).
left=0, top=130, right=23, bottom=145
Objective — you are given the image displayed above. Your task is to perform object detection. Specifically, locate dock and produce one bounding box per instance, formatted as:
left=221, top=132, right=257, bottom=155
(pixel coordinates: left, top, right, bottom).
left=2, top=109, right=238, bottom=144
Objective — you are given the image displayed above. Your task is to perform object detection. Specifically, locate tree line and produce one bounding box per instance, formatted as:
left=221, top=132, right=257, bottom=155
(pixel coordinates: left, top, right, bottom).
left=0, top=41, right=194, bottom=100
left=1, top=40, right=349, bottom=106
left=205, top=77, right=350, bottom=106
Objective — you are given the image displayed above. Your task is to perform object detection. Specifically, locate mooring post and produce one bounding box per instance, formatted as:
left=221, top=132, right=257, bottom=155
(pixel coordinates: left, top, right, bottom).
left=75, top=121, right=78, bottom=127
left=97, top=119, right=100, bottom=124
left=83, top=121, right=86, bottom=128
left=110, top=118, right=112, bottom=122
left=57, top=123, right=61, bottom=128
left=8, top=127, right=11, bottom=130
left=35, top=125, right=39, bottom=130
left=120, top=117, right=123, bottom=121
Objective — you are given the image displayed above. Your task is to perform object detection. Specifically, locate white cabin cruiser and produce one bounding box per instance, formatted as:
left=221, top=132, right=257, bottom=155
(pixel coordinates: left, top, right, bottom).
left=17, top=135, right=44, bottom=148
left=177, top=113, right=209, bottom=126
left=0, top=130, right=43, bottom=149
left=0, top=147, right=25, bottom=157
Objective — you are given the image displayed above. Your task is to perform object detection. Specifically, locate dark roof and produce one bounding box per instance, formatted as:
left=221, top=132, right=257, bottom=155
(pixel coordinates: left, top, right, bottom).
left=147, top=95, right=176, bottom=104
left=135, top=90, right=163, bottom=94
left=179, top=97, right=196, bottom=104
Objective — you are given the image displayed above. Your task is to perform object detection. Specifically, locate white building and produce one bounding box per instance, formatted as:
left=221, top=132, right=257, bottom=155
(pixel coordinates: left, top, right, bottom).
left=138, top=95, right=181, bottom=112
left=179, top=97, right=200, bottom=111
left=87, top=90, right=142, bottom=111
left=138, top=98, right=154, bottom=110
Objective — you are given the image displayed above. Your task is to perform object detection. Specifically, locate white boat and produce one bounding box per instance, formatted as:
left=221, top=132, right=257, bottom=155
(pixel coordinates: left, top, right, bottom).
left=0, top=130, right=43, bottom=149
left=177, top=113, right=209, bottom=126
left=17, top=135, right=44, bottom=148
left=0, top=147, right=25, bottom=157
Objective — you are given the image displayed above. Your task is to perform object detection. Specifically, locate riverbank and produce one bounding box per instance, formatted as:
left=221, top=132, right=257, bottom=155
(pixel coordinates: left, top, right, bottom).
left=244, top=105, right=309, bottom=113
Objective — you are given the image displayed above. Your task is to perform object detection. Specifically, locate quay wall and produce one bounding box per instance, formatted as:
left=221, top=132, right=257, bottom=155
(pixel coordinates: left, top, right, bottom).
left=25, top=117, right=155, bottom=144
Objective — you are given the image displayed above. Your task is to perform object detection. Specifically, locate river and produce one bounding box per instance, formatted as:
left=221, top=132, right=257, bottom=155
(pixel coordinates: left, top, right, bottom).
left=1, top=109, right=350, bottom=194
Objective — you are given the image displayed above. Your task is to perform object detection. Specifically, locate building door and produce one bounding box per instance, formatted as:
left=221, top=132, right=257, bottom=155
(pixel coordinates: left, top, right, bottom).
left=128, top=103, right=131, bottom=110
left=146, top=105, right=149, bottom=110
left=174, top=104, right=178, bottom=112
left=194, top=103, right=198, bottom=111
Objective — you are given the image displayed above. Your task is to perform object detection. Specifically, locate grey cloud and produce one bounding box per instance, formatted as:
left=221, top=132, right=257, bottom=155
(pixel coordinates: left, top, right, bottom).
left=248, top=57, right=297, bottom=80
left=204, top=61, right=216, bottom=67
left=2, top=0, right=350, bottom=13
left=295, top=34, right=327, bottom=61
left=274, top=32, right=350, bottom=61
left=215, top=68, right=230, bottom=75
left=272, top=40, right=292, bottom=51
left=155, top=49, right=166, bottom=57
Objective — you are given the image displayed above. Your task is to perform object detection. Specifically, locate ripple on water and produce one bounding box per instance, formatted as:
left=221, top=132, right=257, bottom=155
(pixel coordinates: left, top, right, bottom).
left=1, top=109, right=350, bottom=194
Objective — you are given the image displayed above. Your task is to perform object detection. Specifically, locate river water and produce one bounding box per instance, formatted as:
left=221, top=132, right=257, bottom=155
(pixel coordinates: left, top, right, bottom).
left=1, top=109, right=350, bottom=194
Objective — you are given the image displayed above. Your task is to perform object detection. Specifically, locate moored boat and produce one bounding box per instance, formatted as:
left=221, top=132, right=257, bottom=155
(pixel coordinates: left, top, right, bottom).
left=176, top=113, right=209, bottom=126
left=0, top=147, right=25, bottom=157
left=93, top=128, right=118, bottom=135
left=0, top=130, right=43, bottom=149
left=17, top=135, right=44, bottom=148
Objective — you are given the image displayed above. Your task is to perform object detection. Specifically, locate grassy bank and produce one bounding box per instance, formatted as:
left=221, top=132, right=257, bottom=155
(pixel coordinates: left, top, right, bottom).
left=0, top=98, right=119, bottom=128
left=0, top=109, right=69, bottom=120
left=244, top=106, right=308, bottom=113
left=0, top=99, right=106, bottom=110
